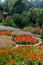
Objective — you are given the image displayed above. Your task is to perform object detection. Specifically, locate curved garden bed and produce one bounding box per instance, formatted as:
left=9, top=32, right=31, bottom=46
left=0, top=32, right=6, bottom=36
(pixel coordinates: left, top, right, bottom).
left=13, top=35, right=40, bottom=46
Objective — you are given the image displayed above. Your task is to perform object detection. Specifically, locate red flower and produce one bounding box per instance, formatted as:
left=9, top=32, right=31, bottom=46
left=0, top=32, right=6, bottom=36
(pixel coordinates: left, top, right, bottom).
left=14, top=35, right=39, bottom=44
left=0, top=31, right=12, bottom=35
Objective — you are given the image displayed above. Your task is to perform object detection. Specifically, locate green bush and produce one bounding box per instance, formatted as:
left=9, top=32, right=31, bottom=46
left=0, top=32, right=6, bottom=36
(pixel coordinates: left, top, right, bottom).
left=0, top=14, right=3, bottom=23
left=38, top=61, right=42, bottom=65
left=12, top=14, right=23, bottom=28
left=2, top=16, right=17, bottom=28
left=41, top=31, right=43, bottom=39
left=12, top=14, right=29, bottom=28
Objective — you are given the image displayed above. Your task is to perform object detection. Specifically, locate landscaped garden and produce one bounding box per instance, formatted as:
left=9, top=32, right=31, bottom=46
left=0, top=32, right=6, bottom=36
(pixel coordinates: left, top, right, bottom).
left=0, top=0, right=43, bottom=65
left=0, top=28, right=42, bottom=65
left=13, top=35, right=39, bottom=45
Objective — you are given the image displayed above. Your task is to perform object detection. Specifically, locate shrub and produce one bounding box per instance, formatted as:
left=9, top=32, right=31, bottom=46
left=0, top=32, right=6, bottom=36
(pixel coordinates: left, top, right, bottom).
left=41, top=31, right=43, bottom=39
left=2, top=16, right=17, bottom=28
left=0, top=15, right=3, bottom=23
left=32, top=27, right=42, bottom=35
left=23, top=26, right=42, bottom=35
left=12, top=14, right=23, bottom=28
left=38, top=61, right=42, bottom=65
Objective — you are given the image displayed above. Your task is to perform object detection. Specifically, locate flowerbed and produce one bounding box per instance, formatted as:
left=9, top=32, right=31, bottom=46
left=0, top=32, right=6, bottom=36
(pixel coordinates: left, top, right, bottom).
left=0, top=46, right=43, bottom=65
left=23, top=26, right=42, bottom=35
left=13, top=36, right=39, bottom=45
left=0, top=31, right=12, bottom=36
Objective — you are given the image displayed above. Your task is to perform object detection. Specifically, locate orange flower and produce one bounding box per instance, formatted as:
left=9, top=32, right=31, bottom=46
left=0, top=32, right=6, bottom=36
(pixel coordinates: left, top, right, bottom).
left=10, top=59, right=15, bottom=63
left=27, top=54, right=37, bottom=60
left=0, top=49, right=11, bottom=53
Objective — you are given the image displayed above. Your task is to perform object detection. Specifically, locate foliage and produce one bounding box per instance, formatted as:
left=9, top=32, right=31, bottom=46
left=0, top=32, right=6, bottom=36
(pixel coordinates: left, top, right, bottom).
left=38, top=61, right=42, bottom=65
left=23, top=26, right=42, bottom=35
left=2, top=16, right=17, bottom=28
left=0, top=46, right=43, bottom=64
left=28, top=8, right=38, bottom=24
left=41, top=31, right=43, bottom=39
left=12, top=14, right=22, bottom=28
left=0, top=4, right=3, bottom=23
left=12, top=13, right=30, bottom=28
left=0, top=0, right=43, bottom=28
left=12, top=0, right=26, bottom=14
left=0, top=4, right=3, bottom=12
left=36, top=9, right=43, bottom=27
left=27, top=8, right=43, bottom=27
left=0, top=14, right=3, bottom=23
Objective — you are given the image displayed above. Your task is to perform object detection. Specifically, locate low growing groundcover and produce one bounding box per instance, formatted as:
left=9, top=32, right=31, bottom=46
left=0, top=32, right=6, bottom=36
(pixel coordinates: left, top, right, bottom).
left=0, top=46, right=43, bottom=65
left=0, top=35, right=16, bottom=47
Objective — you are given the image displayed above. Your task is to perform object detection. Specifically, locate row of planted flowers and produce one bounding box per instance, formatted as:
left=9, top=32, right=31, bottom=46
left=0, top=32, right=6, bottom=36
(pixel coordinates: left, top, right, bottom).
left=0, top=30, right=12, bottom=36
left=0, top=30, right=39, bottom=45
left=0, top=46, right=43, bottom=65
left=13, top=35, right=39, bottom=45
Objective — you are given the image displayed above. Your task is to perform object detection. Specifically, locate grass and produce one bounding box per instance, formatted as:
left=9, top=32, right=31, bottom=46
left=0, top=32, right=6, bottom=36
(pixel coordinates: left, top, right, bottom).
left=0, top=35, right=12, bottom=39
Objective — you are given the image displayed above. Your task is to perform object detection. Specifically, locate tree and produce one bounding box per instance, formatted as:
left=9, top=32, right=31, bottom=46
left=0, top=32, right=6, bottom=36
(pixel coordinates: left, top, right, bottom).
left=0, top=4, right=3, bottom=12
left=23, top=0, right=33, bottom=11
left=12, top=14, right=23, bottom=28
left=3, top=0, right=10, bottom=13
left=12, top=0, right=26, bottom=14
left=41, top=30, right=43, bottom=39
left=0, top=4, right=3, bottom=23
left=36, top=9, right=43, bottom=27
left=28, top=8, right=38, bottom=25
left=4, top=0, right=17, bottom=14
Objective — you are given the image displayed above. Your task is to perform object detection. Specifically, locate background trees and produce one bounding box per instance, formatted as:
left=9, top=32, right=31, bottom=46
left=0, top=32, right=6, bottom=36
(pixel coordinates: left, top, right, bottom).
left=12, top=0, right=26, bottom=14
left=0, top=0, right=43, bottom=28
